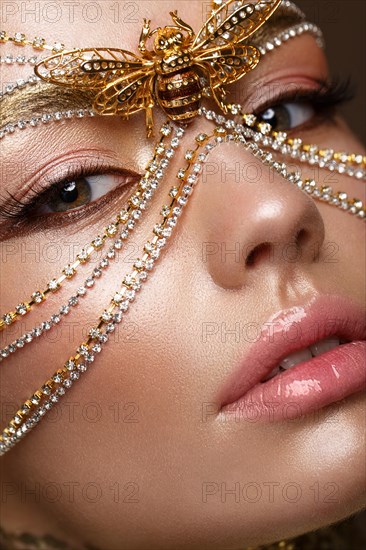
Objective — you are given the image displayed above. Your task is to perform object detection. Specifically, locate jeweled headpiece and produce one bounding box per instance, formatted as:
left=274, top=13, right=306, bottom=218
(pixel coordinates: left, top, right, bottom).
left=0, top=0, right=365, bottom=456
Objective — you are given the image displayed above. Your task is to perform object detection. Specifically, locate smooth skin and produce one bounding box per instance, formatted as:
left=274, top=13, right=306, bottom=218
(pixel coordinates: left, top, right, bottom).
left=0, top=2, right=365, bottom=549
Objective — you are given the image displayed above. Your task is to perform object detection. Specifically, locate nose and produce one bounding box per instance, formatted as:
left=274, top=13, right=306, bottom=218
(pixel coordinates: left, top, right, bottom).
left=190, top=142, right=325, bottom=289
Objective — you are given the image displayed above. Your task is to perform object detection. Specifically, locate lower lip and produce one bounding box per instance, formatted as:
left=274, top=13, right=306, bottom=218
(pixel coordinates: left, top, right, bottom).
left=220, top=341, right=366, bottom=422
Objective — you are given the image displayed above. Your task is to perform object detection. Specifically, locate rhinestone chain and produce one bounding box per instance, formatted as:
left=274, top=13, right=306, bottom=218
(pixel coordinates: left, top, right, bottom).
left=0, top=30, right=65, bottom=52
left=0, top=73, right=41, bottom=102
left=0, top=108, right=95, bottom=139
left=0, top=53, right=39, bottom=65
left=257, top=21, right=324, bottom=54
left=200, top=107, right=366, bottom=219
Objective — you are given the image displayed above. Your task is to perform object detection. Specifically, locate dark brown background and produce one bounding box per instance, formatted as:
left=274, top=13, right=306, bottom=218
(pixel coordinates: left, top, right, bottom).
left=296, top=0, right=365, bottom=143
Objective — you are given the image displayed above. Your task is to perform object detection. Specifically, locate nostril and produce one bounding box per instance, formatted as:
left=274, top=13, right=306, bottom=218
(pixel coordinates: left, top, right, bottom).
left=295, top=229, right=317, bottom=260
left=245, top=242, right=272, bottom=267
left=295, top=228, right=310, bottom=248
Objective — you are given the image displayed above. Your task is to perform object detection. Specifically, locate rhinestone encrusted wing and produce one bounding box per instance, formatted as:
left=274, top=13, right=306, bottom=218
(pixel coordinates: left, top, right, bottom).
left=192, top=0, right=282, bottom=50
left=94, top=73, right=154, bottom=116
left=194, top=44, right=260, bottom=88
left=34, top=48, right=152, bottom=90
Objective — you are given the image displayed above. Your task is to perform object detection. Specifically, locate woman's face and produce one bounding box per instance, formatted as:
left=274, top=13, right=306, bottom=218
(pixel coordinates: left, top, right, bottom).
left=1, top=1, right=365, bottom=548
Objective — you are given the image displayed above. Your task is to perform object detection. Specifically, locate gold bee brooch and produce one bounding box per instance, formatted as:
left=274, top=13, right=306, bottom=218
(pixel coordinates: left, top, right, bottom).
left=35, top=0, right=281, bottom=136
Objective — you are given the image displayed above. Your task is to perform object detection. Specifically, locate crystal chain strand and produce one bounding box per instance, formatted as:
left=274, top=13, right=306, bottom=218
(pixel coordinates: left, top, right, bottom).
left=0, top=72, right=41, bottom=102
left=0, top=53, right=40, bottom=65
left=0, top=30, right=65, bottom=52
left=257, top=21, right=324, bottom=54
left=0, top=109, right=95, bottom=139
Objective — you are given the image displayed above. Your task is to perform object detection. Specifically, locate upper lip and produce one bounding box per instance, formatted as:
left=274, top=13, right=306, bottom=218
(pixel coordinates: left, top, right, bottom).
left=218, top=294, right=366, bottom=408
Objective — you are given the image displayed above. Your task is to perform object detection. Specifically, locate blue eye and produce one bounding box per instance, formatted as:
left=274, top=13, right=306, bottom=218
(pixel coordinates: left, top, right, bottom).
left=257, top=102, right=315, bottom=131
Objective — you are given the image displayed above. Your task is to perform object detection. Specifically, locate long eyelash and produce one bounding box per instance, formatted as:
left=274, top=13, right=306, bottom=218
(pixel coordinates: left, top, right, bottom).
left=254, top=76, right=355, bottom=117
left=0, top=159, right=129, bottom=223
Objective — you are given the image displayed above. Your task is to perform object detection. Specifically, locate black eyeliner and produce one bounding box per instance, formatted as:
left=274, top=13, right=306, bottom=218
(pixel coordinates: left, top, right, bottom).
left=0, top=160, right=139, bottom=223
left=254, top=76, right=355, bottom=120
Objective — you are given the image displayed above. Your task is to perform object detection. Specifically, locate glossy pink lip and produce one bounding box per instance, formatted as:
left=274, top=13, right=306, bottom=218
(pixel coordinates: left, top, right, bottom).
left=219, top=295, right=366, bottom=422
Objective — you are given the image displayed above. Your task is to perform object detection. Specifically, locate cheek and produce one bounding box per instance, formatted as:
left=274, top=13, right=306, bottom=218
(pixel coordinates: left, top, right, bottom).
left=0, top=188, right=208, bottom=453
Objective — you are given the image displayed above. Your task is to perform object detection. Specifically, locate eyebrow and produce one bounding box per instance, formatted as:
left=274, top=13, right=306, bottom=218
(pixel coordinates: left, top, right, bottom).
left=0, top=4, right=307, bottom=127
left=0, top=83, right=94, bottom=127
left=249, top=4, right=308, bottom=45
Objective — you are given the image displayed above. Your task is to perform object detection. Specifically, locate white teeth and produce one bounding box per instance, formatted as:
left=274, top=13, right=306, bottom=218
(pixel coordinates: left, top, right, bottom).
left=280, top=348, right=313, bottom=370
left=309, top=337, right=340, bottom=356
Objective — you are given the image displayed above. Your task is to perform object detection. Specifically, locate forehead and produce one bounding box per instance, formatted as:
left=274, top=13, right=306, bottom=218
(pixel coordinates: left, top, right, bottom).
left=3, top=0, right=207, bottom=50
left=3, top=0, right=300, bottom=88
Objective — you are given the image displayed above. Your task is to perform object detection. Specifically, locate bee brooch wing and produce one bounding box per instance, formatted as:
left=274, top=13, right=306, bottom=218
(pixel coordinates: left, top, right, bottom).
left=192, top=0, right=282, bottom=50
left=34, top=47, right=153, bottom=91
left=191, top=1, right=281, bottom=110
left=34, top=47, right=155, bottom=117
left=94, top=72, right=155, bottom=116
left=195, top=44, right=260, bottom=88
